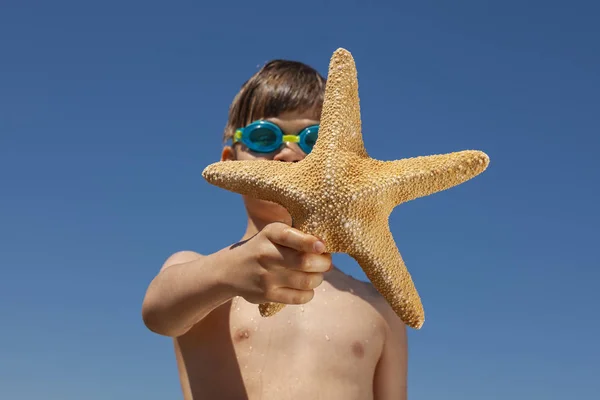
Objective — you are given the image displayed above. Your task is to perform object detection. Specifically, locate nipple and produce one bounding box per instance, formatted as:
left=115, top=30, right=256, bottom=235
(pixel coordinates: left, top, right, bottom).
left=234, top=327, right=251, bottom=342
left=351, top=341, right=365, bottom=359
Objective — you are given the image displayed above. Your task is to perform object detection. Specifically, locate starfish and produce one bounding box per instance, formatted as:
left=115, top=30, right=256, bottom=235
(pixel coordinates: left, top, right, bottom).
left=202, top=48, right=490, bottom=329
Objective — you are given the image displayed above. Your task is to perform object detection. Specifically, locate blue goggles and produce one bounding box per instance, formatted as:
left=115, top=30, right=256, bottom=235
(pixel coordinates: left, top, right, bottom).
left=232, top=120, right=319, bottom=154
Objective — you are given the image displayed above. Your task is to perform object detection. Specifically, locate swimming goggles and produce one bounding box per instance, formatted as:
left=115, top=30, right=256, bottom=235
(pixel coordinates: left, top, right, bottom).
left=232, top=120, right=319, bottom=154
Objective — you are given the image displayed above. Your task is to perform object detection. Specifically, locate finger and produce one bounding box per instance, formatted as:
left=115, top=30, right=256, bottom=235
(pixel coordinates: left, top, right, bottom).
left=268, top=287, right=315, bottom=305
left=277, top=270, right=324, bottom=291
left=298, top=252, right=332, bottom=273
left=274, top=246, right=332, bottom=273
left=264, top=223, right=326, bottom=254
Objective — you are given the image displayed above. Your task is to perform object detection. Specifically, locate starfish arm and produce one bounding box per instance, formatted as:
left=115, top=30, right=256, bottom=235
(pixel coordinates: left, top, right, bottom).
left=313, top=48, right=368, bottom=158
left=380, top=150, right=490, bottom=205
left=258, top=302, right=286, bottom=317
left=349, top=222, right=424, bottom=329
left=202, top=159, right=298, bottom=204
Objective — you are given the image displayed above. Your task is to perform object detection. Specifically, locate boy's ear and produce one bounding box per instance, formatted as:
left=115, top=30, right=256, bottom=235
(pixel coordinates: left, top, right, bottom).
left=221, top=145, right=236, bottom=161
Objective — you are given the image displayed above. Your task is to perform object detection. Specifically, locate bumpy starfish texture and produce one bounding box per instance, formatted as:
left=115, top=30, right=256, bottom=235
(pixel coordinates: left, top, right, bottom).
left=202, top=48, right=489, bottom=329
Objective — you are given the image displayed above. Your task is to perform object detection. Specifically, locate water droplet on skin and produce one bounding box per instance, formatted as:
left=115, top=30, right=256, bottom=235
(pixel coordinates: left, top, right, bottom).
left=249, top=346, right=253, bottom=350
left=300, top=306, right=305, bottom=312
left=325, top=334, right=331, bottom=341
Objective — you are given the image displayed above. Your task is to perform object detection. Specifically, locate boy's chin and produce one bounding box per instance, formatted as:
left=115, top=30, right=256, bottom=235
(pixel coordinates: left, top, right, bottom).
left=245, top=197, right=292, bottom=223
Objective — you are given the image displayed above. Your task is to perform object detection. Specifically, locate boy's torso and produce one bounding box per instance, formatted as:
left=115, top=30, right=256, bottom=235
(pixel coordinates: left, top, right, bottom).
left=173, top=268, right=388, bottom=400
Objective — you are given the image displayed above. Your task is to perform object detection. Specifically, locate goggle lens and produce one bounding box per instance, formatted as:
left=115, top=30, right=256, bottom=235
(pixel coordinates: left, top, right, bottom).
left=249, top=127, right=278, bottom=147
left=303, top=129, right=318, bottom=148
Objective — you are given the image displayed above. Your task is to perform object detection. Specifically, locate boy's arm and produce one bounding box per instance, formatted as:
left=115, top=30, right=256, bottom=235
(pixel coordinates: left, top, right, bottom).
left=141, top=248, right=236, bottom=338
left=141, top=223, right=332, bottom=339
left=373, top=302, right=409, bottom=400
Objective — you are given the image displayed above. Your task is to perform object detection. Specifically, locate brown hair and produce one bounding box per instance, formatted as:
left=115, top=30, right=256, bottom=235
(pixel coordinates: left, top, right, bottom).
left=222, top=59, right=326, bottom=143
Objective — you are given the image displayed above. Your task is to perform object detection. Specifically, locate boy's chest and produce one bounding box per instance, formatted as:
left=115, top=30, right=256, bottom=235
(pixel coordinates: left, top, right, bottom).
left=228, top=292, right=385, bottom=371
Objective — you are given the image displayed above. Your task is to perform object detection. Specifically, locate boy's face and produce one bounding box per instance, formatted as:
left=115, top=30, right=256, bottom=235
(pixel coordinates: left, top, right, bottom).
left=221, top=108, right=320, bottom=163
left=221, top=107, right=320, bottom=223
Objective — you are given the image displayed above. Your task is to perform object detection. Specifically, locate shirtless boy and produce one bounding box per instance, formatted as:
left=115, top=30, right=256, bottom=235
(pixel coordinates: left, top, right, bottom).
left=142, top=59, right=408, bottom=399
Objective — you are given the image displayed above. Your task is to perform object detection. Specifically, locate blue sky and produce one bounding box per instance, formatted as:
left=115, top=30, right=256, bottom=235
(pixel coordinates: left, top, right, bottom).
left=1, top=1, right=598, bottom=399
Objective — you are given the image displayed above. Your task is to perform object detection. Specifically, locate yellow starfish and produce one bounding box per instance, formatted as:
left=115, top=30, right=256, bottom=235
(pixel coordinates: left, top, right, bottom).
left=202, top=48, right=490, bottom=329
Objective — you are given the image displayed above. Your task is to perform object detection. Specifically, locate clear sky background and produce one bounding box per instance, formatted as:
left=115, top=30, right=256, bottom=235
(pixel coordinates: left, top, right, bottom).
left=1, top=1, right=598, bottom=399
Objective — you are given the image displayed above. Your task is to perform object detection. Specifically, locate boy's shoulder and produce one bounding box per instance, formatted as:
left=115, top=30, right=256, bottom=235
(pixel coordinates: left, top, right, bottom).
left=328, top=267, right=383, bottom=300
left=329, top=267, right=407, bottom=329
left=160, top=250, right=204, bottom=272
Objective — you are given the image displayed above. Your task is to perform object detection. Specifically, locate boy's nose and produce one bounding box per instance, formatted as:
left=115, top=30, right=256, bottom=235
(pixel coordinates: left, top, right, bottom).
left=273, top=143, right=305, bottom=162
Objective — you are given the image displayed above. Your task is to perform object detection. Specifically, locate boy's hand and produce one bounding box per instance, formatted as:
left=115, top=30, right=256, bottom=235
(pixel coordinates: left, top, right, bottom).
left=232, top=222, right=332, bottom=306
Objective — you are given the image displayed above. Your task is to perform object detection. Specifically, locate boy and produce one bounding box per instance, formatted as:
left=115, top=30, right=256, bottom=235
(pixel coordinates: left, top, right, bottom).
left=142, top=59, right=408, bottom=399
